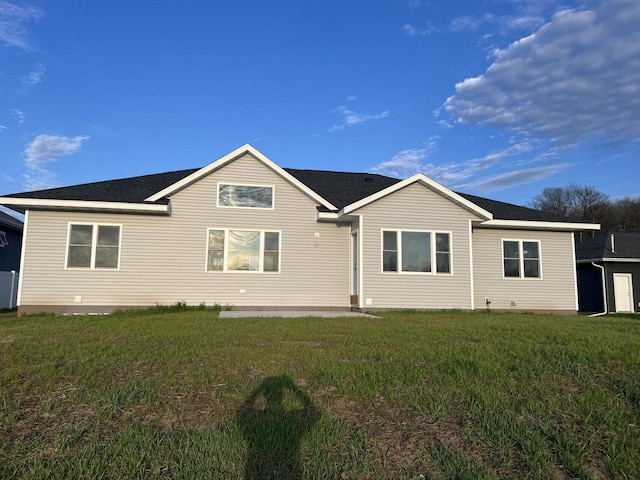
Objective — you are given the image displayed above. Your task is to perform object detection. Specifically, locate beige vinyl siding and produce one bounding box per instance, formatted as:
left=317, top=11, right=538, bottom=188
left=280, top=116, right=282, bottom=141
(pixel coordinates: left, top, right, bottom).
left=19, top=154, right=349, bottom=310
left=472, top=228, right=577, bottom=312
left=353, top=183, right=483, bottom=309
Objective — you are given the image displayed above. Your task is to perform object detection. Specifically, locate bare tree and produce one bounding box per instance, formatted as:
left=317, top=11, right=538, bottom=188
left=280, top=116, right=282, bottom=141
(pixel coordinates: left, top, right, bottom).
left=528, top=183, right=609, bottom=222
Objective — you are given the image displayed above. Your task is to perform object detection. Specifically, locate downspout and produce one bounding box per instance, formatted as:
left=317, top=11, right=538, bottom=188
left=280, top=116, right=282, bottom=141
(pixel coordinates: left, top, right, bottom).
left=589, top=262, right=608, bottom=317
left=9, top=270, right=16, bottom=309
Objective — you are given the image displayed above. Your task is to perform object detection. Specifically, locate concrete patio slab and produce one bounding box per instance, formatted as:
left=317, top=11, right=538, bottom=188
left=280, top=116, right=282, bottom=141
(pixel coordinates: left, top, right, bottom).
left=219, top=310, right=379, bottom=319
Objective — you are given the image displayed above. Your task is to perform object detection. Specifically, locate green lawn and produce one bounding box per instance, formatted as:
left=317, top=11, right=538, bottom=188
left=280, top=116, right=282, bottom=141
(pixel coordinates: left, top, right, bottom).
left=0, top=308, right=638, bottom=479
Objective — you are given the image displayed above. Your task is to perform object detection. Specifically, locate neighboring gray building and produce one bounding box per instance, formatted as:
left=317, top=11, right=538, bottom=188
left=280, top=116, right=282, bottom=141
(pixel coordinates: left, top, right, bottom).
left=0, top=144, right=598, bottom=315
left=576, top=232, right=640, bottom=314
left=0, top=210, right=23, bottom=309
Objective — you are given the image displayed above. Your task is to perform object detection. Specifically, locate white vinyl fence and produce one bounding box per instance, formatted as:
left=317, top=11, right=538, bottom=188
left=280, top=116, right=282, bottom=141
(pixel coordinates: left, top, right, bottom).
left=0, top=271, right=19, bottom=309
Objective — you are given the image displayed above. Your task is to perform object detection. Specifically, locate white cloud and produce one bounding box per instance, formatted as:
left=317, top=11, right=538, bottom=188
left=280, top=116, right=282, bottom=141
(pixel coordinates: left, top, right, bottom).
left=23, top=62, right=45, bottom=86
left=24, top=134, right=90, bottom=166
left=0, top=124, right=6, bottom=132
left=402, top=23, right=434, bottom=37
left=370, top=136, right=440, bottom=178
left=22, top=134, right=89, bottom=190
left=444, top=0, right=640, bottom=147
left=11, top=108, right=24, bottom=124
left=329, top=105, right=389, bottom=132
left=0, top=0, right=43, bottom=50
left=372, top=140, right=531, bottom=181
left=22, top=165, right=58, bottom=191
left=455, top=163, right=572, bottom=192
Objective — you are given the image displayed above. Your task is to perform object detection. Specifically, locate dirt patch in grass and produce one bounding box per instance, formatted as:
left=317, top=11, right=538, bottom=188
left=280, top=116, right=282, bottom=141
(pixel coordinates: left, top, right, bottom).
left=314, top=391, right=497, bottom=474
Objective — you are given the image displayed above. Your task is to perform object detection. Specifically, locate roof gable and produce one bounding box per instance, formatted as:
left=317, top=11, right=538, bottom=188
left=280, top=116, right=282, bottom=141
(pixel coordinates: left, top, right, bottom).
left=341, top=173, right=493, bottom=220
left=146, top=144, right=337, bottom=210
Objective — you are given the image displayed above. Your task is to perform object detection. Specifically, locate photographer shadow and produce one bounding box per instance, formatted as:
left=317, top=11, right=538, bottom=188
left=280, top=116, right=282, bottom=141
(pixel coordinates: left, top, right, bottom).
left=236, top=375, right=320, bottom=480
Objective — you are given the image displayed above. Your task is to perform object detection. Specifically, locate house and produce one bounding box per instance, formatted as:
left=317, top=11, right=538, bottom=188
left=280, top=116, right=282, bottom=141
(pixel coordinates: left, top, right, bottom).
left=576, top=232, right=640, bottom=314
left=0, top=210, right=23, bottom=309
left=0, top=144, right=599, bottom=315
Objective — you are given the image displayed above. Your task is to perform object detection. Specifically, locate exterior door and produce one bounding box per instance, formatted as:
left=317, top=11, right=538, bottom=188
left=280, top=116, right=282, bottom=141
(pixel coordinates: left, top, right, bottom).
left=613, top=273, right=634, bottom=313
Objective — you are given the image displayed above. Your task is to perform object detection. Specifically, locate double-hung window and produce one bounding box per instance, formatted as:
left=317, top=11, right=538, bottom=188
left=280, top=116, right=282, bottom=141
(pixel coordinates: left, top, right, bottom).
left=66, top=224, right=121, bottom=269
left=207, top=229, right=280, bottom=273
left=217, top=183, right=274, bottom=209
left=503, top=240, right=541, bottom=278
left=382, top=230, right=451, bottom=274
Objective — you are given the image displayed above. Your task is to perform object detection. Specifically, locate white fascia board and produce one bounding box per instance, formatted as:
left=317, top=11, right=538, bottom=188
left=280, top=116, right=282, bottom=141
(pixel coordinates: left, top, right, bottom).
left=341, top=173, right=493, bottom=220
left=577, top=257, right=640, bottom=263
left=0, top=197, right=169, bottom=214
left=479, top=219, right=601, bottom=231
left=146, top=144, right=337, bottom=210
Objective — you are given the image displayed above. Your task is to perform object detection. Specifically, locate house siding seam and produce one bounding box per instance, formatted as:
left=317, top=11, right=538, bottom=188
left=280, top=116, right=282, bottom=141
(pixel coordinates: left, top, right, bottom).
left=18, top=154, right=350, bottom=311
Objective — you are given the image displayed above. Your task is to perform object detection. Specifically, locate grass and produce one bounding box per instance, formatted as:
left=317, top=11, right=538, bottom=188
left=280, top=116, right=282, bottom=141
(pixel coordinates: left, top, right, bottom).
left=0, top=308, right=638, bottom=479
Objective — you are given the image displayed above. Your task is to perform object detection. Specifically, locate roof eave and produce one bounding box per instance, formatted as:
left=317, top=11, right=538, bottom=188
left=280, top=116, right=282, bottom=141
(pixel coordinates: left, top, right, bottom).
left=479, top=219, right=601, bottom=231
left=577, top=257, right=640, bottom=263
left=0, top=197, right=170, bottom=215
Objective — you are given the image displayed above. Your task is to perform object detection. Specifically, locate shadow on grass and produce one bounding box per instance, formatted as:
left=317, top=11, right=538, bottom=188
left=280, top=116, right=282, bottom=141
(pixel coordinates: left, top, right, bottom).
left=237, top=376, right=320, bottom=480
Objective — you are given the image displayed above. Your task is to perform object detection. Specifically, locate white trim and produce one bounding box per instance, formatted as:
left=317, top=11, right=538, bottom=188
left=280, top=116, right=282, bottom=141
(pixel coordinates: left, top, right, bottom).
left=571, top=232, right=579, bottom=311
left=358, top=215, right=363, bottom=309
left=381, top=229, right=453, bottom=275
left=216, top=182, right=275, bottom=210
left=342, top=173, right=493, bottom=220
left=0, top=198, right=168, bottom=214
left=146, top=144, right=337, bottom=210
left=205, top=227, right=281, bottom=274
left=16, top=210, right=29, bottom=307
left=501, top=238, right=542, bottom=280
left=481, top=219, right=600, bottom=231
left=65, top=223, right=123, bottom=271
left=468, top=220, right=475, bottom=310
left=577, top=258, right=640, bottom=263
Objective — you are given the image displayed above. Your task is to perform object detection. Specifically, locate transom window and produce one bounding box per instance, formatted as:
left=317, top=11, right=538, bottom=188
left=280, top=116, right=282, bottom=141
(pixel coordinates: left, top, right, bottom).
left=382, top=230, right=451, bottom=274
left=217, top=183, right=274, bottom=209
left=207, top=229, right=280, bottom=273
left=503, top=240, right=541, bottom=278
left=66, top=224, right=121, bottom=269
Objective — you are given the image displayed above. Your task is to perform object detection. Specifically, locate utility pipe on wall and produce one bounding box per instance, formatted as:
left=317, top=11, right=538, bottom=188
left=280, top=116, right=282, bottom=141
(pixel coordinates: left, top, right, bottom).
left=589, top=262, right=608, bottom=317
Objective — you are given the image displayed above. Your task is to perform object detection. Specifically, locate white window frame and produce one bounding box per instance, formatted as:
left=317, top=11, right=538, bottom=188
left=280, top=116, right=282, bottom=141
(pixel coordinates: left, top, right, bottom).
left=216, top=182, right=275, bottom=210
left=381, top=229, right=453, bottom=275
left=502, top=239, right=542, bottom=279
left=205, top=228, right=281, bottom=273
left=0, top=231, right=7, bottom=247
left=65, top=223, right=122, bottom=270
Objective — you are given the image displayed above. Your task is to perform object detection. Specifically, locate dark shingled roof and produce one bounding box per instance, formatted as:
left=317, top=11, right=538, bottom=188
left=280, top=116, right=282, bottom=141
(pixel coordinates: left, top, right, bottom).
left=283, top=168, right=401, bottom=210
left=4, top=168, right=199, bottom=205
left=456, top=192, right=575, bottom=222
left=2, top=165, right=582, bottom=224
left=576, top=232, right=640, bottom=260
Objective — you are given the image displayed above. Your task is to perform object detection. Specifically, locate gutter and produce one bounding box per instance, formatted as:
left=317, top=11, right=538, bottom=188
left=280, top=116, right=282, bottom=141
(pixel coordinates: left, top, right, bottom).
left=588, top=262, right=608, bottom=317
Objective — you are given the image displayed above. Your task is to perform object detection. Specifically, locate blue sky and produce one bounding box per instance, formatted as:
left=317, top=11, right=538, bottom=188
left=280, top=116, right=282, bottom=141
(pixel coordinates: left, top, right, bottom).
left=1, top=0, right=639, bottom=209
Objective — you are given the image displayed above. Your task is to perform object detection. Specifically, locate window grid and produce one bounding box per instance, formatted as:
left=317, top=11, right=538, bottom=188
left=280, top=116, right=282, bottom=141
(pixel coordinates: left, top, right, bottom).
left=66, top=224, right=121, bottom=270
left=502, top=240, right=541, bottom=279
left=206, top=228, right=280, bottom=273
left=382, top=230, right=451, bottom=275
